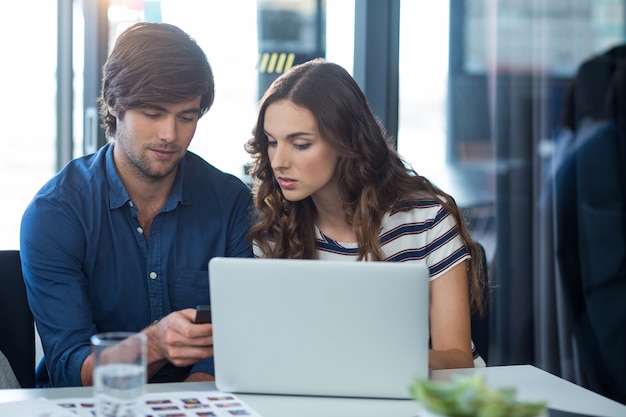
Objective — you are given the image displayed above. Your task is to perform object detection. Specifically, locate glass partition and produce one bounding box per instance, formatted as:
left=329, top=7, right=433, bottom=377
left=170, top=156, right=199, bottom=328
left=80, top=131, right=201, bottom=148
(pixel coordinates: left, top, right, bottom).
left=0, top=2, right=57, bottom=249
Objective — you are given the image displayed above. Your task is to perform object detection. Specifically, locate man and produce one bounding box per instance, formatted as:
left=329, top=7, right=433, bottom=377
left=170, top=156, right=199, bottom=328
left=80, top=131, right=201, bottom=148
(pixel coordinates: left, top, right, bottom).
left=20, top=22, right=253, bottom=387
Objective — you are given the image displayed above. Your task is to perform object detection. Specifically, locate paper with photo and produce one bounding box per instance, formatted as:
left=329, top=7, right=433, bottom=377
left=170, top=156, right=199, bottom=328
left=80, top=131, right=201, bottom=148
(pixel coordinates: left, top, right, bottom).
left=50, top=390, right=264, bottom=417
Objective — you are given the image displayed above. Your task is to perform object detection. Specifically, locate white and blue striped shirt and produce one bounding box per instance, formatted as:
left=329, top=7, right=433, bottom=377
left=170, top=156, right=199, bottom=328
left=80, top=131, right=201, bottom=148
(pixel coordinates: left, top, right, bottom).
left=315, top=200, right=469, bottom=280
left=315, top=200, right=486, bottom=367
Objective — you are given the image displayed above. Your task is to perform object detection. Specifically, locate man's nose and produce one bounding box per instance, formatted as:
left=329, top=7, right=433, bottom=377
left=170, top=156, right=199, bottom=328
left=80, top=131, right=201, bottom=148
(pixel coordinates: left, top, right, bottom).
left=158, top=116, right=177, bottom=142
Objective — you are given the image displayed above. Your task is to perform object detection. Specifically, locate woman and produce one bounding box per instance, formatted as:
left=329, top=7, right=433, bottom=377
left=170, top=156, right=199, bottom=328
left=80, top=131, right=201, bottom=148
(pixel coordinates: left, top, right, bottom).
left=245, top=58, right=485, bottom=369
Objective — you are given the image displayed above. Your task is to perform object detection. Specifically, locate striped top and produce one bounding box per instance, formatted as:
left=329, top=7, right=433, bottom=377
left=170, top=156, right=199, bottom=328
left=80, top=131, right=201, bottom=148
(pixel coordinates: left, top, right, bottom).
left=316, top=200, right=485, bottom=366
left=315, top=200, right=470, bottom=280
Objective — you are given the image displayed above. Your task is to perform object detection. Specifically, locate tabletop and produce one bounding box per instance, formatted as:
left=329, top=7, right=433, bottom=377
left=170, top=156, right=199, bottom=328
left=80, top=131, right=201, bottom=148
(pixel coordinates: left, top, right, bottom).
left=0, top=365, right=624, bottom=417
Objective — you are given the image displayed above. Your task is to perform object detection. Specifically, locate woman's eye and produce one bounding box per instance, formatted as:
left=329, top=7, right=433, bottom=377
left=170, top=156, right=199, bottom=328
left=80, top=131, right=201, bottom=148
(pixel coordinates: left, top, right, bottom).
left=267, top=140, right=278, bottom=147
left=294, top=143, right=311, bottom=150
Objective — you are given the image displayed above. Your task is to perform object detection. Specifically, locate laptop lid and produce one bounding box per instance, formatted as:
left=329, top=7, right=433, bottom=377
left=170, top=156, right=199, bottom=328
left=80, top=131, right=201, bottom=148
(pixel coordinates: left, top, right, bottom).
left=208, top=257, right=430, bottom=399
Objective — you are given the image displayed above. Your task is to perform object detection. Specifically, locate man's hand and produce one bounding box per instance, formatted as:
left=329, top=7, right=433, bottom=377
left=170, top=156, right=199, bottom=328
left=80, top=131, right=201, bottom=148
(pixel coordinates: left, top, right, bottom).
left=143, top=308, right=213, bottom=372
left=185, top=371, right=216, bottom=382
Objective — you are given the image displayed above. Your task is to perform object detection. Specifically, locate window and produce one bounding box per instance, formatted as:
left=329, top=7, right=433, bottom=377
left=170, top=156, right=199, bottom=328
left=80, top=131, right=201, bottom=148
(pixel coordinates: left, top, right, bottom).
left=0, top=2, right=57, bottom=249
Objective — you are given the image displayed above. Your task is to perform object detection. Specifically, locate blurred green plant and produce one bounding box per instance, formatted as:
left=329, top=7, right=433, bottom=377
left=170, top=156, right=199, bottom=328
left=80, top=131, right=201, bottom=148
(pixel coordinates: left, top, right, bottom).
left=408, top=373, right=547, bottom=417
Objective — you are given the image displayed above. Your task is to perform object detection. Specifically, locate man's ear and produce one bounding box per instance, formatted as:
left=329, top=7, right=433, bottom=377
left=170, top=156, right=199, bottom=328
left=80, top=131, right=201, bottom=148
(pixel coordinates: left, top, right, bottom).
left=108, top=106, right=118, bottom=117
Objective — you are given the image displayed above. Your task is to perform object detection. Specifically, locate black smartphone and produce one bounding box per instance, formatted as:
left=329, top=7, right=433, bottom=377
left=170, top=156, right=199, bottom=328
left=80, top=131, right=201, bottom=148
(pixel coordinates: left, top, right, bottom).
left=194, top=304, right=212, bottom=324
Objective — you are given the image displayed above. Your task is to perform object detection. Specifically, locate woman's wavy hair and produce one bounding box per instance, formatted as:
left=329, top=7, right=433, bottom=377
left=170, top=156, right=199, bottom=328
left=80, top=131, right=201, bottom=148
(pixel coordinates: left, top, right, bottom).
left=245, top=58, right=484, bottom=314
left=98, top=22, right=214, bottom=138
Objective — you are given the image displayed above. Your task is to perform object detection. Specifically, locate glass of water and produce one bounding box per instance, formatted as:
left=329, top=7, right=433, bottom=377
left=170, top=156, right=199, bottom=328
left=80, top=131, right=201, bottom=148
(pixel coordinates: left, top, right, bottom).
left=91, top=332, right=147, bottom=417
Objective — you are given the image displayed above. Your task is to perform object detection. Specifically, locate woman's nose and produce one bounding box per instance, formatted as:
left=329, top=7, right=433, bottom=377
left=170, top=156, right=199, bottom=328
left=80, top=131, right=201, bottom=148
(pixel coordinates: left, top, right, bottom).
left=270, top=144, right=288, bottom=169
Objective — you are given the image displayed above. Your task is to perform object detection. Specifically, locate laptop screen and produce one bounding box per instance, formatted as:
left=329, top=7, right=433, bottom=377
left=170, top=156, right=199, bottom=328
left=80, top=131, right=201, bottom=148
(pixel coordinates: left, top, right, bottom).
left=209, top=257, right=430, bottom=399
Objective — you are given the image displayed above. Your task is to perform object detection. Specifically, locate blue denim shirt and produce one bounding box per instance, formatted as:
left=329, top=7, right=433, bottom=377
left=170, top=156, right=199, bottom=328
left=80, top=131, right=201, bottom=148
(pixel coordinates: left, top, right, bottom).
left=20, top=143, right=253, bottom=387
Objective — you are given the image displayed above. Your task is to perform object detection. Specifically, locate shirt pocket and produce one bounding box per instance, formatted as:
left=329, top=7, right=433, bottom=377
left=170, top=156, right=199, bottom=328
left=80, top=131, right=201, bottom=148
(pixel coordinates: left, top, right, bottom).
left=171, top=269, right=210, bottom=311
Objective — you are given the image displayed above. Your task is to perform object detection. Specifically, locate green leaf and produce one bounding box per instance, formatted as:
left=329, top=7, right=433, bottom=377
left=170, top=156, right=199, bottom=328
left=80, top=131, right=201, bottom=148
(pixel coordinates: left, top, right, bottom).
left=408, top=375, right=547, bottom=417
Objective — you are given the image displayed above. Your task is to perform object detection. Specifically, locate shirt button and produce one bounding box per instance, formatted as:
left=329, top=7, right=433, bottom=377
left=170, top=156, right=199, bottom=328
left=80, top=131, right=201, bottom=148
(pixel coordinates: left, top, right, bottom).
left=137, top=227, right=143, bottom=234
left=149, top=272, right=157, bottom=279
left=129, top=201, right=134, bottom=208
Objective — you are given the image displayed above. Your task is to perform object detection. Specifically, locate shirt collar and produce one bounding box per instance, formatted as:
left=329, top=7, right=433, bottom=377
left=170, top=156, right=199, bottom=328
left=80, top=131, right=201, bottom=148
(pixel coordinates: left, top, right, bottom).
left=105, top=143, right=190, bottom=211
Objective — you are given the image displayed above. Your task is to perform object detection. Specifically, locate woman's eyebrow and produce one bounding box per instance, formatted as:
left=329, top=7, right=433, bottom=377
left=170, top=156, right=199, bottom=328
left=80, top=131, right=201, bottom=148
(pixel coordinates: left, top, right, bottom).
left=264, top=129, right=315, bottom=139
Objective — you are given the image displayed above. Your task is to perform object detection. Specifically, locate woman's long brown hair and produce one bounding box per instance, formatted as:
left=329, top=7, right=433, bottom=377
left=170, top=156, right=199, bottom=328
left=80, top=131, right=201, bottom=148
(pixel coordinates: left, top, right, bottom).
left=245, top=59, right=485, bottom=315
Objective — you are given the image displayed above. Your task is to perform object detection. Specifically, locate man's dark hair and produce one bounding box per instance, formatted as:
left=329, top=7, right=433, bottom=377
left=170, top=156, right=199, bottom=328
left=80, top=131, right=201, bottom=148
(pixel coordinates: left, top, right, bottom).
left=99, top=22, right=214, bottom=137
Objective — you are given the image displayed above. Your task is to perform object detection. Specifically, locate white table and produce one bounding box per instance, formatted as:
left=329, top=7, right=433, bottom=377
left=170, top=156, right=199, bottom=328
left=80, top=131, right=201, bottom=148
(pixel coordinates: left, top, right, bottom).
left=0, top=365, right=624, bottom=417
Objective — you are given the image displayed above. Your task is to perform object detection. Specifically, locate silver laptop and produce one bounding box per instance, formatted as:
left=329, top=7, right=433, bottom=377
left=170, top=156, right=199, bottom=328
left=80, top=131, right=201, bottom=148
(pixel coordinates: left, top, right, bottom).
left=208, top=257, right=430, bottom=399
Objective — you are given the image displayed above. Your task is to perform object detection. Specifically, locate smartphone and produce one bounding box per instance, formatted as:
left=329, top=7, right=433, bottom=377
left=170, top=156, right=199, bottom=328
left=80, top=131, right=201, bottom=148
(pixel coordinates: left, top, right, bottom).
left=194, top=304, right=212, bottom=324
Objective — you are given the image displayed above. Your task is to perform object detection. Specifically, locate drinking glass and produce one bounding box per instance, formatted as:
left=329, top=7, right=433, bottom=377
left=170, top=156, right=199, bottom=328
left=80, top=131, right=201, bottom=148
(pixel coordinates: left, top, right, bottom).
left=91, top=332, right=147, bottom=417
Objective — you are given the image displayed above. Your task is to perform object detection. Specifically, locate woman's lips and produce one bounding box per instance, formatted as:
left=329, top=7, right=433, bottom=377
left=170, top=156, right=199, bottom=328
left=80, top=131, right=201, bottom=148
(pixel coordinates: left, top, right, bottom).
left=277, top=176, right=297, bottom=189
